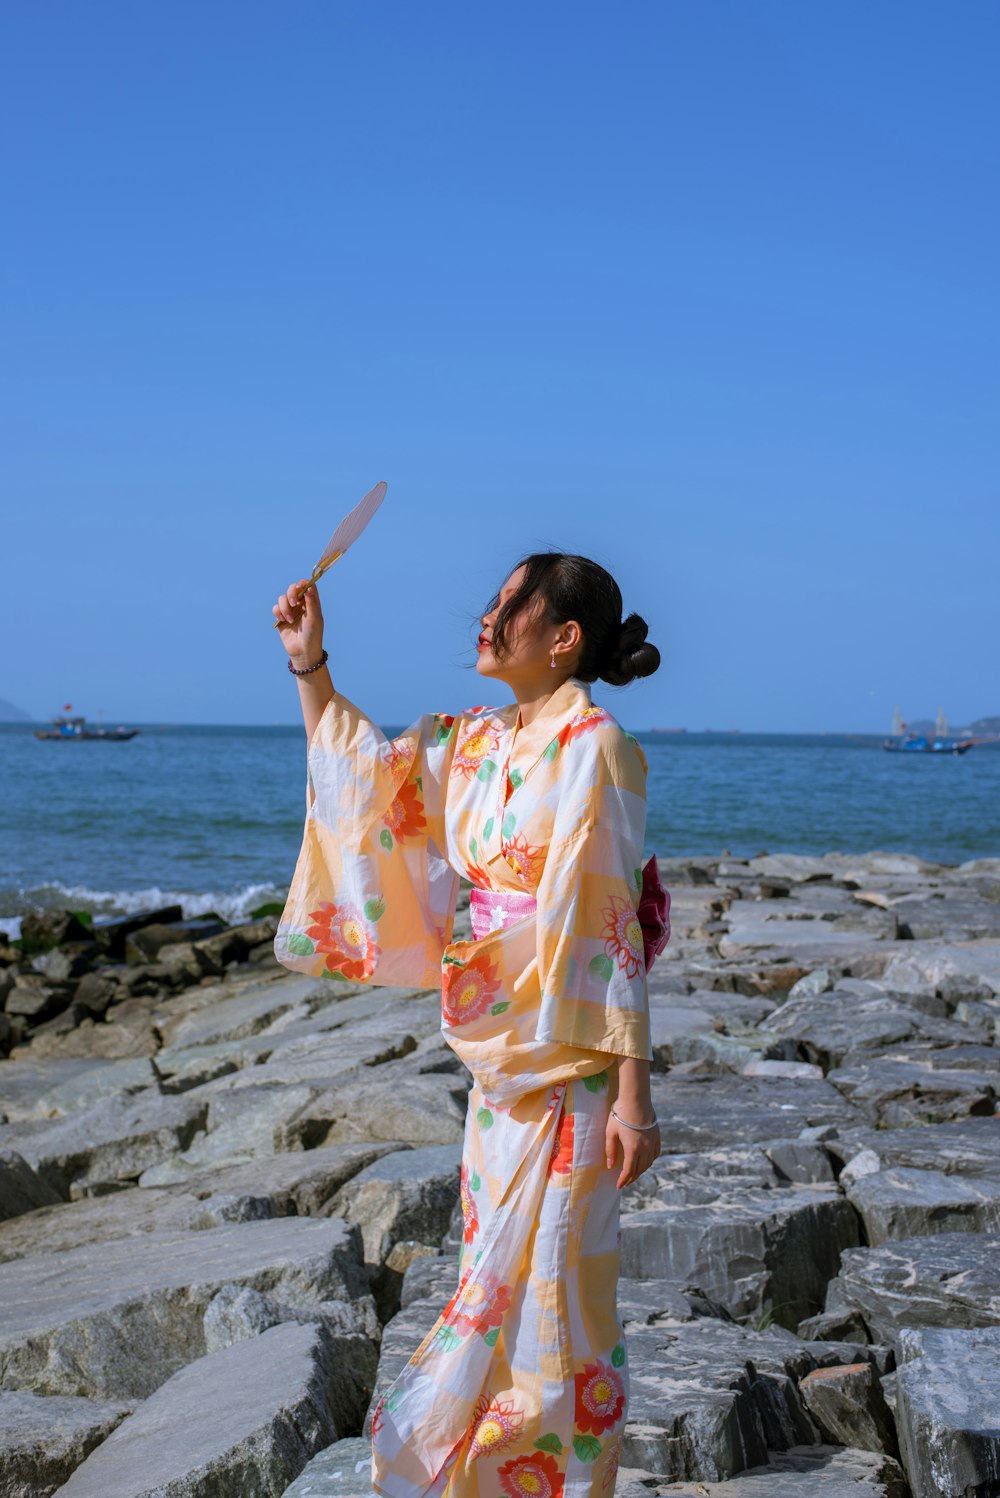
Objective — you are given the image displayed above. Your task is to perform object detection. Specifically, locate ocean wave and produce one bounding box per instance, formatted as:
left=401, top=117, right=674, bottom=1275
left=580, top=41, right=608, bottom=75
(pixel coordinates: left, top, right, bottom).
left=0, top=882, right=288, bottom=941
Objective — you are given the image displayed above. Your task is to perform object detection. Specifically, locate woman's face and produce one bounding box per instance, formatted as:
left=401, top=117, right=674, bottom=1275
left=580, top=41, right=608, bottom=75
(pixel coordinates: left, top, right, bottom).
left=476, top=565, right=579, bottom=684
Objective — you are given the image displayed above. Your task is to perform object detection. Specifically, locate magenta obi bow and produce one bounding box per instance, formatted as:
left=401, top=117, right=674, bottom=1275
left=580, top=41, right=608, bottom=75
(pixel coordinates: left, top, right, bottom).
left=638, top=854, right=671, bottom=971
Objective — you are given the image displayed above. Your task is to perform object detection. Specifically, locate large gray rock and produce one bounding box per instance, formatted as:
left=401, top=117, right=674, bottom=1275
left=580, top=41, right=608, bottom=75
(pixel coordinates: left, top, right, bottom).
left=0, top=1390, right=131, bottom=1498
left=648, top=1074, right=863, bottom=1151
left=619, top=1185, right=859, bottom=1326
left=0, top=1091, right=209, bottom=1196
left=846, top=1165, right=1000, bottom=1244
left=0, top=1218, right=368, bottom=1398
left=827, top=1056, right=997, bottom=1126
left=838, top=1232, right=1000, bottom=1348
left=0, top=1151, right=62, bottom=1221
left=283, top=1437, right=374, bottom=1497
left=827, top=1118, right=1000, bottom=1177
left=137, top=1081, right=320, bottom=1184
left=278, top=1071, right=469, bottom=1151
left=647, top=1444, right=909, bottom=1495
left=797, top=1362, right=898, bottom=1456
left=761, top=984, right=979, bottom=1069
left=894, top=1326, right=1000, bottom=1498
left=329, top=1145, right=462, bottom=1267
left=53, top=1321, right=366, bottom=1497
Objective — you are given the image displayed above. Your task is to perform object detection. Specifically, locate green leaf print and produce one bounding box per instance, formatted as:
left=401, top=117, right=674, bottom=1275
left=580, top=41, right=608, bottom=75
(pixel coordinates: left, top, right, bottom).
left=490, top=1001, right=511, bottom=1015
left=477, top=758, right=498, bottom=781
left=542, top=737, right=559, bottom=761
left=476, top=1106, right=494, bottom=1130
left=588, top=953, right=615, bottom=982
left=534, top=1433, right=563, bottom=1455
left=611, top=1342, right=626, bottom=1367
left=634, top=866, right=643, bottom=891
left=434, top=1325, right=462, bottom=1352
left=482, top=1326, right=500, bottom=1346
left=320, top=968, right=349, bottom=980
left=470, top=1171, right=480, bottom=1191
left=509, top=767, right=524, bottom=789
left=573, top=1434, right=602, bottom=1462
left=379, top=828, right=393, bottom=851
left=435, top=720, right=455, bottom=744
left=416, top=775, right=423, bottom=790
left=285, top=933, right=315, bottom=957
left=442, top=953, right=466, bottom=967
left=363, top=896, right=386, bottom=922
left=469, top=836, right=478, bottom=859
left=583, top=1070, right=609, bottom=1093
left=501, top=811, right=516, bottom=839
left=483, top=817, right=495, bottom=841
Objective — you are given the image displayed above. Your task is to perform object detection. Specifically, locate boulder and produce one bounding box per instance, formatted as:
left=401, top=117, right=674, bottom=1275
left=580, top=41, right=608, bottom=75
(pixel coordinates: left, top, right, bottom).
left=646, top=1444, right=909, bottom=1495
left=648, top=1074, right=863, bottom=1152
left=283, top=1436, right=375, bottom=1497
left=53, top=1321, right=368, bottom=1498
left=330, top=1144, right=462, bottom=1268
left=846, top=1165, right=1000, bottom=1244
left=827, top=1057, right=997, bottom=1126
left=278, top=1072, right=469, bottom=1150
left=18, top=911, right=92, bottom=953
left=797, top=1361, right=898, bottom=1455
left=0, top=1217, right=368, bottom=1398
left=837, top=1232, right=1000, bottom=1348
left=0, top=1389, right=131, bottom=1498
left=618, top=1184, right=859, bottom=1326
left=827, top=1118, right=1000, bottom=1177
left=893, top=1326, right=1000, bottom=1498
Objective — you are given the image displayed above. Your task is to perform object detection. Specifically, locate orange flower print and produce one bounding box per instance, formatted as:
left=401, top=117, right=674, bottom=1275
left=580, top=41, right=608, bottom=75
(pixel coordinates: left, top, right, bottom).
left=382, top=780, right=427, bottom=845
left=601, top=895, right=645, bottom=980
left=306, top=901, right=380, bottom=980
left=442, top=951, right=502, bottom=1026
left=502, top=832, right=544, bottom=885
left=574, top=1358, right=625, bottom=1436
left=460, top=1161, right=479, bottom=1245
left=462, top=862, right=488, bottom=889
left=469, top=1392, right=525, bottom=1459
left=549, top=1110, right=575, bottom=1176
left=558, top=706, right=611, bottom=747
left=383, top=737, right=414, bottom=785
left=451, top=1270, right=512, bottom=1336
left=451, top=722, right=502, bottom=779
left=498, top=1451, right=564, bottom=1498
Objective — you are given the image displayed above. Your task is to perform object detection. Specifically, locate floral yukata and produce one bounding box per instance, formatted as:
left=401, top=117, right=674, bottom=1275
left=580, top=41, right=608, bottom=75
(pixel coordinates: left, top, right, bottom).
left=275, top=675, right=653, bottom=1498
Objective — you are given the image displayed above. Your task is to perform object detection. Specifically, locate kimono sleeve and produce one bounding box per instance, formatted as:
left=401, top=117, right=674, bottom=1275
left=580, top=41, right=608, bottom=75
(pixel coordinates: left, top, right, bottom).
left=274, top=690, right=460, bottom=990
left=533, top=723, right=652, bottom=1060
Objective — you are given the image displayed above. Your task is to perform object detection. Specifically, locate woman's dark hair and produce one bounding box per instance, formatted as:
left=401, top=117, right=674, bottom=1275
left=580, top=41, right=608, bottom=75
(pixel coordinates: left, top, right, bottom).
left=484, top=553, right=660, bottom=686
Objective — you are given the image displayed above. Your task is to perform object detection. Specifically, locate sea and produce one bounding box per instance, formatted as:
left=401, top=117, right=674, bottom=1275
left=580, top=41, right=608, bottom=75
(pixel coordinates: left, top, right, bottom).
left=2, top=721, right=998, bottom=939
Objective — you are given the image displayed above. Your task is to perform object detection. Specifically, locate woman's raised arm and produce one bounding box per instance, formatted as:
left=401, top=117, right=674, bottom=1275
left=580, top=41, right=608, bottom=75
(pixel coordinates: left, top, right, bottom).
left=273, top=578, right=334, bottom=746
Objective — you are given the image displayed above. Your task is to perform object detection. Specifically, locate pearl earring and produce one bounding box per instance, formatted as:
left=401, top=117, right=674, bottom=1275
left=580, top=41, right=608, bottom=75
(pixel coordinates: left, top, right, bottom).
left=550, top=650, right=557, bottom=669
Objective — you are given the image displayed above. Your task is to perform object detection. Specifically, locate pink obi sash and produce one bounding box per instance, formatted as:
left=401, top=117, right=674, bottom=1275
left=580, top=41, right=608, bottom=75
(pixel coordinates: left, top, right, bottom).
left=468, top=856, right=671, bottom=969
left=469, top=886, right=538, bottom=940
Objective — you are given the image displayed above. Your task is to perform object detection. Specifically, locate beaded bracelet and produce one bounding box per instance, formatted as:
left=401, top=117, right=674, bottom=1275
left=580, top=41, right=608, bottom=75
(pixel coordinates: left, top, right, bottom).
left=611, top=1105, right=660, bottom=1132
left=287, top=648, right=329, bottom=677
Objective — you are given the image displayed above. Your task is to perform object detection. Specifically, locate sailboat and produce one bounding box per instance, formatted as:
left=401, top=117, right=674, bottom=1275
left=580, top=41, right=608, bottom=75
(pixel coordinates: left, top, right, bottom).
left=882, top=704, right=973, bottom=755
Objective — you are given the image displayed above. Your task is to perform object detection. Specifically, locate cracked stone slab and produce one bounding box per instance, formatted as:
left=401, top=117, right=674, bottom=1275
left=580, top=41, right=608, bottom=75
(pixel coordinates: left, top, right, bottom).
left=645, top=1444, right=909, bottom=1495
left=838, top=1232, right=1000, bottom=1348
left=846, top=1165, right=1000, bottom=1244
left=53, top=1321, right=368, bottom=1498
left=0, top=1218, right=368, bottom=1399
left=0, top=1389, right=131, bottom=1498
left=619, top=1184, right=859, bottom=1326
left=828, top=1118, right=1000, bottom=1176
left=827, top=1057, right=997, bottom=1126
left=648, top=1074, right=864, bottom=1151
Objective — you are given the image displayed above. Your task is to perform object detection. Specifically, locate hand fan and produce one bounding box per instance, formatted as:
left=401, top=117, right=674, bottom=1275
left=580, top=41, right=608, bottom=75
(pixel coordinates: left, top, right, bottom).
left=272, top=480, right=387, bottom=626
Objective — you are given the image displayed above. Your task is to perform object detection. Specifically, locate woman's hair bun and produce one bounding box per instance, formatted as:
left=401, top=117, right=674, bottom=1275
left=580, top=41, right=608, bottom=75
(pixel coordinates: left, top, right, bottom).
left=599, top=611, right=661, bottom=686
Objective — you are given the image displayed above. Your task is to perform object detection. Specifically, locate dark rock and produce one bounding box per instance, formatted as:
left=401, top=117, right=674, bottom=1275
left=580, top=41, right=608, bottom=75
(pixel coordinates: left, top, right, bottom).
left=648, top=1073, right=864, bottom=1151
left=647, top=1444, right=909, bottom=1495
left=90, top=905, right=184, bottom=958
left=18, top=910, right=92, bottom=954
left=0, top=1150, right=62, bottom=1221
left=894, top=1325, right=1000, bottom=1498
left=71, top=972, right=120, bottom=1019
left=4, top=976, right=75, bottom=1024
left=31, top=944, right=100, bottom=982
left=827, top=1057, right=997, bottom=1126
left=846, top=1164, right=1000, bottom=1244
left=827, top=1118, right=1000, bottom=1177
left=124, top=919, right=226, bottom=964
left=798, top=1361, right=898, bottom=1456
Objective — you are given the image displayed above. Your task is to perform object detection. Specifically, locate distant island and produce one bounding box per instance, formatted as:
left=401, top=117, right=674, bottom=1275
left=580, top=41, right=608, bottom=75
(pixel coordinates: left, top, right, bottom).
left=0, top=696, right=31, bottom=722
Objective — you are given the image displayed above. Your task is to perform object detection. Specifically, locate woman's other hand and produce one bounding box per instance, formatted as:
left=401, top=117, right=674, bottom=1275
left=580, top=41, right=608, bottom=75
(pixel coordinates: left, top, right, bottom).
left=605, top=1107, right=660, bottom=1191
left=273, top=578, right=325, bottom=667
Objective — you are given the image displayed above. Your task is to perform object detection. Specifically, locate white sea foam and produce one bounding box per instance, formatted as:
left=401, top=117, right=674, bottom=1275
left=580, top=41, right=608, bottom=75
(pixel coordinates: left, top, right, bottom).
left=0, top=882, right=287, bottom=941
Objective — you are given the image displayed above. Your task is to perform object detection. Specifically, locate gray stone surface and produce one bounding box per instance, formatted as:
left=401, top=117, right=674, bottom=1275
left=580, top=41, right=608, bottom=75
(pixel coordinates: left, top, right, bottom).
left=646, top=1444, right=909, bottom=1495
left=0, top=1218, right=368, bottom=1398
left=0, top=1150, right=62, bottom=1221
left=827, top=1056, right=997, bottom=1126
left=329, top=1144, right=462, bottom=1267
left=283, top=1438, right=374, bottom=1498
left=648, top=1074, right=864, bottom=1150
left=894, top=1326, right=1000, bottom=1498
left=0, top=1389, right=131, bottom=1498
left=838, top=1231, right=1000, bottom=1348
left=797, top=1361, right=898, bottom=1456
left=53, top=1321, right=367, bottom=1497
left=846, top=1164, right=1000, bottom=1244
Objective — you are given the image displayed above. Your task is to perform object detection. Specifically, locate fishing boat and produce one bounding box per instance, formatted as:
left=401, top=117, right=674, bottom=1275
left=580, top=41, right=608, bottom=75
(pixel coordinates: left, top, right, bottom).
left=35, top=705, right=139, bottom=742
left=882, top=705, right=973, bottom=755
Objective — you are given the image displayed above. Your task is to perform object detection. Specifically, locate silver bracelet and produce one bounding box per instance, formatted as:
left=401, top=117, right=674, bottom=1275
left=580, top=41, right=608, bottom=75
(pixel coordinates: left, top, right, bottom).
left=611, top=1105, right=660, bottom=1132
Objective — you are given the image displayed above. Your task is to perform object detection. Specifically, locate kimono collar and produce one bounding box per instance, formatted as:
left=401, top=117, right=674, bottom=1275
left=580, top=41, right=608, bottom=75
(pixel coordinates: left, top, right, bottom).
left=507, top=676, right=593, bottom=767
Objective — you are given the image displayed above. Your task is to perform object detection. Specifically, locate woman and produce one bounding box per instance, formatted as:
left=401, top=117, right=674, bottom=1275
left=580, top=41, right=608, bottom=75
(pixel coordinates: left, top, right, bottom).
left=272, top=552, right=665, bottom=1498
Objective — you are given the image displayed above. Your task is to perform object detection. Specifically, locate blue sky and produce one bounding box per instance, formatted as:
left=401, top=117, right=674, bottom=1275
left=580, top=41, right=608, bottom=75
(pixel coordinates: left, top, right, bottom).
left=3, top=1, right=997, bottom=732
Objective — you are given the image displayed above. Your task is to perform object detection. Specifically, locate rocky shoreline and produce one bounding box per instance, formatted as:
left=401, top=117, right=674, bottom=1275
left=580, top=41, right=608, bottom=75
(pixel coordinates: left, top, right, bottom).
left=2, top=850, right=1000, bottom=1496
